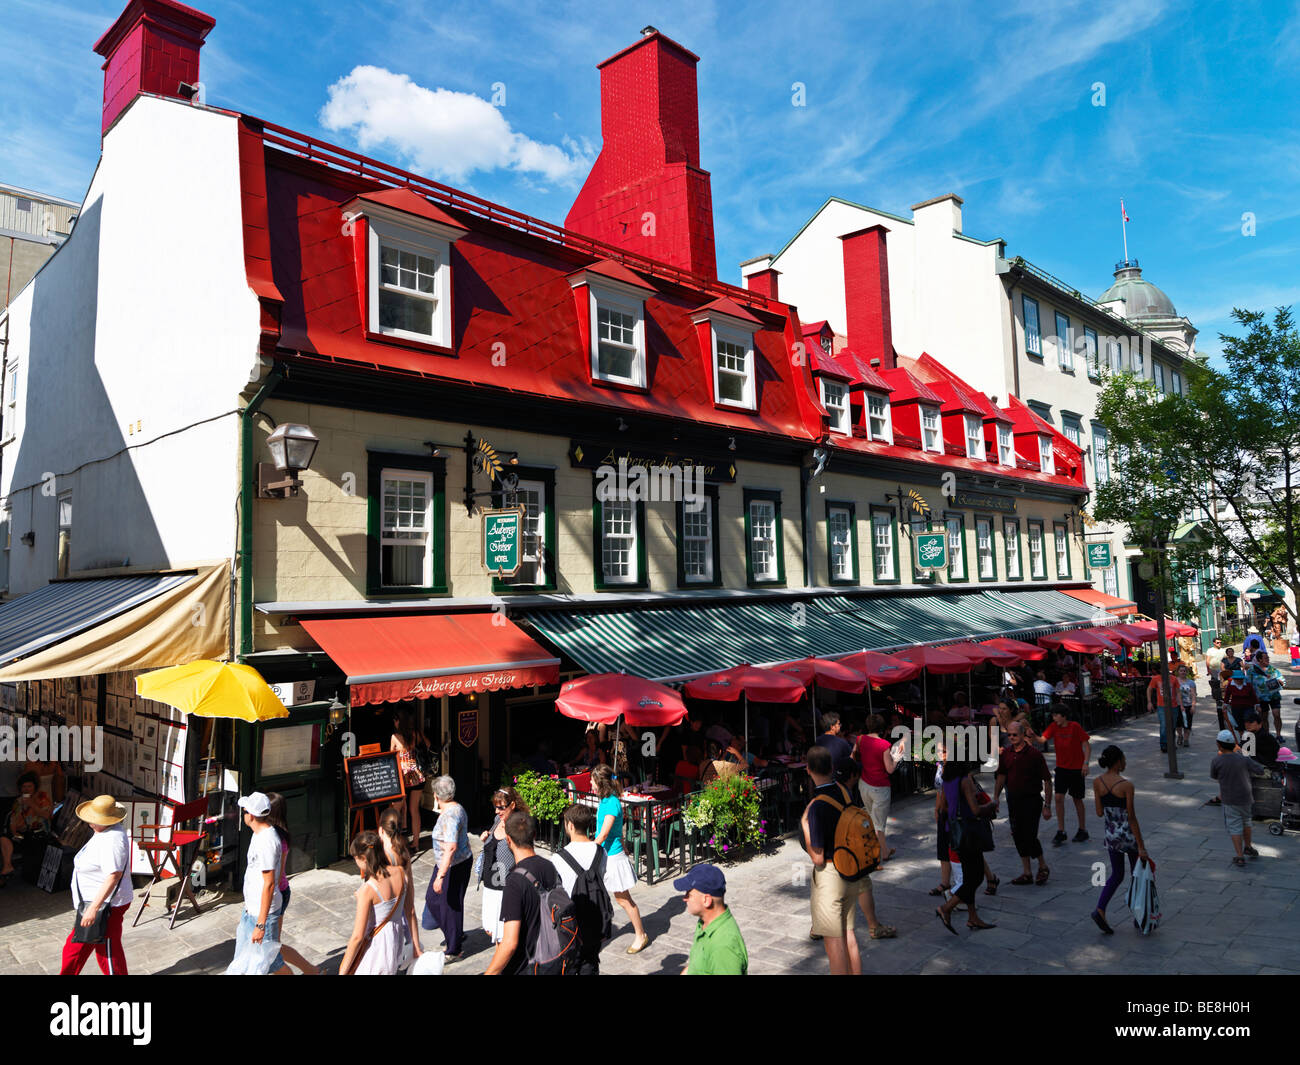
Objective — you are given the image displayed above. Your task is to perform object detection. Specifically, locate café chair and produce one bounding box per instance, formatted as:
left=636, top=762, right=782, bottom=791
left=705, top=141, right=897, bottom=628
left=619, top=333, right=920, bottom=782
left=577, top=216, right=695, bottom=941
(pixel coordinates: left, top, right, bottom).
left=132, top=797, right=208, bottom=930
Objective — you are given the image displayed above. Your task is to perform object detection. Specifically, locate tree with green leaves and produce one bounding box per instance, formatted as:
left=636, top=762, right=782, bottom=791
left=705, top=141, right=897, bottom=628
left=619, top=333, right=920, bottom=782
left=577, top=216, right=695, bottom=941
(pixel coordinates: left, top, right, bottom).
left=1093, top=307, right=1300, bottom=631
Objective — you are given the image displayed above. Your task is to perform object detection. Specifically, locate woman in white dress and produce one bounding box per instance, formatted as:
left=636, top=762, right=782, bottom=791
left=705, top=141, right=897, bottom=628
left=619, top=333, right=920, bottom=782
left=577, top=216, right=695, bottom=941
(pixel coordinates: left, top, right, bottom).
left=379, top=806, right=421, bottom=967
left=340, top=831, right=406, bottom=976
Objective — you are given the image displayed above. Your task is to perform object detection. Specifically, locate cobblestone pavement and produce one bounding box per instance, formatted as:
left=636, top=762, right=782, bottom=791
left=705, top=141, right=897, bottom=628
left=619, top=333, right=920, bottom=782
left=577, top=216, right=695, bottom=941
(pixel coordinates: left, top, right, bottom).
left=4, top=681, right=1297, bottom=976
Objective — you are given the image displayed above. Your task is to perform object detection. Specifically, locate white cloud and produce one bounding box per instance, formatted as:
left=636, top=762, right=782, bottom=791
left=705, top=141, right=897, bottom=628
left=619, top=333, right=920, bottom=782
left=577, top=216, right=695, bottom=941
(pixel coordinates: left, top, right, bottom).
left=319, top=65, right=592, bottom=185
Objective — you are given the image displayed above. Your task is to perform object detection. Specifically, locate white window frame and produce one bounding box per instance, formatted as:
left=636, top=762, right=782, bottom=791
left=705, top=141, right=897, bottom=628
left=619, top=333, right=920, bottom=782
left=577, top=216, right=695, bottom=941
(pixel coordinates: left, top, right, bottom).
left=1153, top=362, right=1165, bottom=393
left=997, top=424, right=1014, bottom=467
left=965, top=414, right=984, bottom=459
left=1055, top=311, right=1073, bottom=371
left=1093, top=425, right=1110, bottom=483
left=946, top=515, right=966, bottom=580
left=821, top=379, right=849, bottom=435
left=1022, top=296, right=1041, bottom=356
left=1038, top=434, right=1055, bottom=475
left=1102, top=564, right=1119, bottom=597
left=3, top=358, right=18, bottom=442
left=1133, top=345, right=1145, bottom=377
left=1004, top=518, right=1022, bottom=579
left=1107, top=337, right=1122, bottom=372
left=380, top=468, right=434, bottom=588
left=749, top=499, right=778, bottom=581
left=1172, top=370, right=1183, bottom=395
left=589, top=281, right=647, bottom=389
left=1083, top=326, right=1100, bottom=377
left=1061, top=417, right=1082, bottom=447
left=976, top=518, right=995, bottom=579
left=866, top=392, right=893, bottom=444
left=920, top=406, right=942, bottom=453
left=682, top=494, right=714, bottom=584
left=601, top=498, right=639, bottom=585
left=871, top=511, right=895, bottom=582
left=1054, top=524, right=1070, bottom=576
left=1028, top=523, right=1046, bottom=579
left=710, top=320, right=757, bottom=410
left=365, top=211, right=456, bottom=349
left=0, top=500, right=9, bottom=593
left=828, top=505, right=853, bottom=581
left=504, top=478, right=546, bottom=586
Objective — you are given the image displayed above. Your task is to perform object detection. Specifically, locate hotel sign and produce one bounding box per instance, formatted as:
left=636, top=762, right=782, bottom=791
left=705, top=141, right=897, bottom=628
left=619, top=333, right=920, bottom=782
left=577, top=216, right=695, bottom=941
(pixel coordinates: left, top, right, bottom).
left=915, top=532, right=948, bottom=569
left=1086, top=543, right=1113, bottom=569
left=952, top=490, right=1017, bottom=513
left=482, top=507, right=524, bottom=577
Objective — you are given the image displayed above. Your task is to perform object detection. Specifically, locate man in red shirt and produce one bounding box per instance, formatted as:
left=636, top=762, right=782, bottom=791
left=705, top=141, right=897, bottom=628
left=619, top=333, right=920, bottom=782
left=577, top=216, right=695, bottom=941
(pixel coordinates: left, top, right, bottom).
left=994, top=721, right=1054, bottom=885
left=1038, top=705, right=1091, bottom=845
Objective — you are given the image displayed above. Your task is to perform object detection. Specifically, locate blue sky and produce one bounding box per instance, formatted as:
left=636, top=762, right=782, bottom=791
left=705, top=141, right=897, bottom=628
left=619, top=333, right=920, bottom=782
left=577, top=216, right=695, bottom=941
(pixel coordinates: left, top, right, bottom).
left=3, top=0, right=1297, bottom=361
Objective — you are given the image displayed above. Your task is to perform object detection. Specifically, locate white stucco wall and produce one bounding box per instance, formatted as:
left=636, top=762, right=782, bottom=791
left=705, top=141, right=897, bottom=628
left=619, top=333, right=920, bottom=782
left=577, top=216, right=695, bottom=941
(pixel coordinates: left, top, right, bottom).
left=0, top=96, right=260, bottom=595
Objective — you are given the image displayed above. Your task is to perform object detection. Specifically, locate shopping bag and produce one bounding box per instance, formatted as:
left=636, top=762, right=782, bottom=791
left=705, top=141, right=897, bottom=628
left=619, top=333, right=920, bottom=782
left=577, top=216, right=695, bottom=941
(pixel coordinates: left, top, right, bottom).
left=409, top=950, right=445, bottom=975
left=1126, top=857, right=1161, bottom=935
left=225, top=936, right=283, bottom=975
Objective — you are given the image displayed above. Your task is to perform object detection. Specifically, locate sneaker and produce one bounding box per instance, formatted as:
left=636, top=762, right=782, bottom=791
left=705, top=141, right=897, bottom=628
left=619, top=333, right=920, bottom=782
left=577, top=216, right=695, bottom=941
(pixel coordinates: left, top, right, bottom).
left=1073, top=829, right=1090, bottom=843
left=1052, top=831, right=1068, bottom=846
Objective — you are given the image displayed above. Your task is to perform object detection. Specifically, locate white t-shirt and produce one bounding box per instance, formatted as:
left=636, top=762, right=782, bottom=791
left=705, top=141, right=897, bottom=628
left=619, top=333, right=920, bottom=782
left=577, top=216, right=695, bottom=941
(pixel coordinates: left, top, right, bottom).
left=72, top=825, right=134, bottom=909
left=243, top=825, right=283, bottom=917
left=1033, top=680, right=1054, bottom=698
left=550, top=841, right=604, bottom=896
left=1205, top=648, right=1226, bottom=674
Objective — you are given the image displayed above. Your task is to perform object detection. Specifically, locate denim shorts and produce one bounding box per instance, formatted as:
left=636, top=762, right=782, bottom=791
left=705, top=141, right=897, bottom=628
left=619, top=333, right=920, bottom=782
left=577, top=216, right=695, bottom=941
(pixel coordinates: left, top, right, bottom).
left=1223, top=803, right=1251, bottom=837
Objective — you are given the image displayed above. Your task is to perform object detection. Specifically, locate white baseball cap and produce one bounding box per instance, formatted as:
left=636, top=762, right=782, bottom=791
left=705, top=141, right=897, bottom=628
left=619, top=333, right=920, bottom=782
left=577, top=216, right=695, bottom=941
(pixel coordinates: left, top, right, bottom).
left=238, top=791, right=271, bottom=817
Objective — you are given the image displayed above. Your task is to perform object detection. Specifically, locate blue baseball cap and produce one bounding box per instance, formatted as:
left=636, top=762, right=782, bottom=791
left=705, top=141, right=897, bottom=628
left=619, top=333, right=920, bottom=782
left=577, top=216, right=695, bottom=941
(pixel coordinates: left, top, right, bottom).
left=674, top=863, right=727, bottom=896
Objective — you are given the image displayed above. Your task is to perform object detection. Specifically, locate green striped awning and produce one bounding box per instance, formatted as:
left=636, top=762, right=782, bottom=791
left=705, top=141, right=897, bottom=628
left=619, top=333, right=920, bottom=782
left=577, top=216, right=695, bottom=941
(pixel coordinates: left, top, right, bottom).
left=519, top=589, right=1107, bottom=683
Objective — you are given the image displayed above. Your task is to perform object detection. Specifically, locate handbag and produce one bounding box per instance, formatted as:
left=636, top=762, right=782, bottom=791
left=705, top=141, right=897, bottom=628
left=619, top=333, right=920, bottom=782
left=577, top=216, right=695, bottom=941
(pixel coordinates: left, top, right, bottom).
left=71, top=835, right=129, bottom=945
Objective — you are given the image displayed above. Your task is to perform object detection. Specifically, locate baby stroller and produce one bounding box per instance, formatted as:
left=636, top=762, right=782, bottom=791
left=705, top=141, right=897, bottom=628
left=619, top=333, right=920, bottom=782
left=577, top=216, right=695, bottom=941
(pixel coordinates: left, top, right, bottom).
left=1254, top=749, right=1300, bottom=837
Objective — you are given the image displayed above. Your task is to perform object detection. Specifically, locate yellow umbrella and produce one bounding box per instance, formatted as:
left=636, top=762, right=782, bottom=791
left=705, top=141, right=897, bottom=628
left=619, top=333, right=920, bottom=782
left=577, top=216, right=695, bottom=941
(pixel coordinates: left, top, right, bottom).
left=136, top=661, right=289, bottom=722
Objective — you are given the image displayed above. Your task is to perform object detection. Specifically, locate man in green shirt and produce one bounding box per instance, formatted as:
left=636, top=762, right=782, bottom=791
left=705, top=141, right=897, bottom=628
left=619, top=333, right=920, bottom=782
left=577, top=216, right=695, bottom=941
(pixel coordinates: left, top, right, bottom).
left=675, top=864, right=748, bottom=975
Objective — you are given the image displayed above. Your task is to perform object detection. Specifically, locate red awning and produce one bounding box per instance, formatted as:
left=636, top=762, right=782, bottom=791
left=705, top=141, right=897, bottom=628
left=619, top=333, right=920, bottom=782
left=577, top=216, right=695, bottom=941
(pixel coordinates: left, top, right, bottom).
left=300, top=614, right=560, bottom=706
left=1060, top=589, right=1138, bottom=617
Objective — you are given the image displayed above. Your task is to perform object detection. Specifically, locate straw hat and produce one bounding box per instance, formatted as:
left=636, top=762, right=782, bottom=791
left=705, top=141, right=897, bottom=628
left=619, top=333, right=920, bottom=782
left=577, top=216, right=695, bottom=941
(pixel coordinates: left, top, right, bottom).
left=76, top=794, right=127, bottom=826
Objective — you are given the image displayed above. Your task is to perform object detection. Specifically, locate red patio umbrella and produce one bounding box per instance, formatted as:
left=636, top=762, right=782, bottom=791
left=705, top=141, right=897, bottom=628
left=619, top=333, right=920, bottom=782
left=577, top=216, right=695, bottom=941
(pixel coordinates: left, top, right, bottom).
left=555, top=673, right=687, bottom=727
left=1163, top=619, right=1199, bottom=638
left=837, top=651, right=925, bottom=686
left=777, top=658, right=867, bottom=693
left=941, top=642, right=1022, bottom=667
left=892, top=645, right=972, bottom=722
left=981, top=637, right=1048, bottom=661
left=1039, top=629, right=1122, bottom=654
left=683, top=664, right=806, bottom=752
left=1099, top=624, right=1151, bottom=648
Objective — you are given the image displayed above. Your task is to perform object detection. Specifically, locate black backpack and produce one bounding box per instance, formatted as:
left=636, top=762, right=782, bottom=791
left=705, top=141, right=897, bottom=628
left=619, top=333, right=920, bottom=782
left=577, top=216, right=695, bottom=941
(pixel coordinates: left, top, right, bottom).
left=513, top=867, right=581, bottom=975
left=558, top=847, right=614, bottom=945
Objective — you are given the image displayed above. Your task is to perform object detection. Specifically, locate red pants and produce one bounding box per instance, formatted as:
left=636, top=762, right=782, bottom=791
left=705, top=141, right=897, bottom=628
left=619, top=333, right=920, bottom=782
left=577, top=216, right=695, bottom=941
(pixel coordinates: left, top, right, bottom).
left=60, top=904, right=130, bottom=975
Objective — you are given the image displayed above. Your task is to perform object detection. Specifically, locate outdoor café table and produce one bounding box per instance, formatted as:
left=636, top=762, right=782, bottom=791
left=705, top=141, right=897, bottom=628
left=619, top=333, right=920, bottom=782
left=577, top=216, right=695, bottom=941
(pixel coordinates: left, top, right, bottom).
left=621, top=790, right=681, bottom=884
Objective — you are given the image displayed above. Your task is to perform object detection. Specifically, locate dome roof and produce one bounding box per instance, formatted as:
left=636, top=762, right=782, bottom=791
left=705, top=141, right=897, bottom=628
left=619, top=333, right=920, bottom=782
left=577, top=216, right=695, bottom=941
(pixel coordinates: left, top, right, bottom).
left=1100, top=261, right=1178, bottom=320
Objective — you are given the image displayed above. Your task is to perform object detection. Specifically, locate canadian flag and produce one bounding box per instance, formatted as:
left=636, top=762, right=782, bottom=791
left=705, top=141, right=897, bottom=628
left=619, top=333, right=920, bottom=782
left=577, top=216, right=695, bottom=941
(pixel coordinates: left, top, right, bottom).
left=1121, top=199, right=1130, bottom=223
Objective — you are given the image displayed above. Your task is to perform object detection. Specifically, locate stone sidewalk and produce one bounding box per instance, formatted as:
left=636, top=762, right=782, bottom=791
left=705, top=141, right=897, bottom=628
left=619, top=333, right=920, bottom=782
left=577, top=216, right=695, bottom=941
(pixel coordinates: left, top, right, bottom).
left=3, top=683, right=1297, bottom=975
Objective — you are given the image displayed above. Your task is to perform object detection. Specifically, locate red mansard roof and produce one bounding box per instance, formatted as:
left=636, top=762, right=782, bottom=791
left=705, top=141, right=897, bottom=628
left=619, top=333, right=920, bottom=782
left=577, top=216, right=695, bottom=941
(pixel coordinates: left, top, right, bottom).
left=879, top=364, right=943, bottom=405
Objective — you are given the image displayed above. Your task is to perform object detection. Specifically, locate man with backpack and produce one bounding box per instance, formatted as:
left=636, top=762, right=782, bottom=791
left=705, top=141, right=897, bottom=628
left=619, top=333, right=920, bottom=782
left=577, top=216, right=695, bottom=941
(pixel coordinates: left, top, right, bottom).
left=801, top=745, right=892, bottom=975
left=550, top=803, right=611, bottom=975
left=676, top=864, right=748, bottom=975
left=484, top=811, right=580, bottom=975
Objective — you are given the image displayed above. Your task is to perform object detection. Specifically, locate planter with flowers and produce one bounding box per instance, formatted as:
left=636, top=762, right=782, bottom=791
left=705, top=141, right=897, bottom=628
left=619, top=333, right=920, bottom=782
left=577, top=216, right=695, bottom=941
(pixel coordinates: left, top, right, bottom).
left=681, top=774, right=771, bottom=862
left=510, top=770, right=570, bottom=851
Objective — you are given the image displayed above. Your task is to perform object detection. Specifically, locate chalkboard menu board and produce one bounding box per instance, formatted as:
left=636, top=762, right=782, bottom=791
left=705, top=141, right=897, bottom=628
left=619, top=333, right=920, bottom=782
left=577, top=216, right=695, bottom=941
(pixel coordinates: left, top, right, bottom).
left=344, top=752, right=405, bottom=809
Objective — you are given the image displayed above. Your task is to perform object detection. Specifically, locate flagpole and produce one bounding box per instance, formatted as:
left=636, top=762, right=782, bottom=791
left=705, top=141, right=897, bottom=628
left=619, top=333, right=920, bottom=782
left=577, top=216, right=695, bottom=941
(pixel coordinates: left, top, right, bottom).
left=1121, top=200, right=1129, bottom=264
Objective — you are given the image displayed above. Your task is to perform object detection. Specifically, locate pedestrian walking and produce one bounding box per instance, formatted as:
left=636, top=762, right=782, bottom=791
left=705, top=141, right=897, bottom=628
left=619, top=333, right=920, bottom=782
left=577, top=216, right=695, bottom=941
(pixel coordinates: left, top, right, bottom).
left=1089, top=745, right=1147, bottom=934
left=1248, top=652, right=1284, bottom=738
left=390, top=708, right=428, bottom=848
left=994, top=721, right=1052, bottom=885
left=421, top=775, right=473, bottom=959
left=550, top=802, right=609, bottom=975
left=854, top=713, right=899, bottom=862
left=378, top=805, right=422, bottom=964
left=677, top=863, right=749, bottom=974
left=60, top=794, right=133, bottom=975
left=1039, top=706, right=1091, bottom=845
left=478, top=787, right=527, bottom=944
left=483, top=811, right=576, bottom=975
left=815, top=710, right=854, bottom=777
left=1223, top=669, right=1255, bottom=739
left=265, top=792, right=316, bottom=974
left=340, top=831, right=407, bottom=975
left=1147, top=671, right=1173, bottom=754
left=229, top=791, right=286, bottom=975
left=1205, top=637, right=1226, bottom=729
left=1175, top=664, right=1197, bottom=747
left=590, top=764, right=650, bottom=954
left=935, top=760, right=998, bottom=933
left=1210, top=729, right=1270, bottom=867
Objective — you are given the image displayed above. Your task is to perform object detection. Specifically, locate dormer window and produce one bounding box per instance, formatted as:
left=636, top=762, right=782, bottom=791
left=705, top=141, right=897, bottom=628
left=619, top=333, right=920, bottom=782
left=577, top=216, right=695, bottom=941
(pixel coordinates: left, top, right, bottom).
left=713, top=325, right=755, bottom=408
left=820, top=335, right=833, bottom=355
left=997, top=424, right=1014, bottom=466
left=964, top=415, right=983, bottom=459
left=346, top=191, right=467, bottom=351
left=866, top=393, right=893, bottom=443
left=821, top=379, right=849, bottom=434
left=1038, top=434, right=1055, bottom=475
left=591, top=285, right=646, bottom=387
left=921, top=406, right=942, bottom=453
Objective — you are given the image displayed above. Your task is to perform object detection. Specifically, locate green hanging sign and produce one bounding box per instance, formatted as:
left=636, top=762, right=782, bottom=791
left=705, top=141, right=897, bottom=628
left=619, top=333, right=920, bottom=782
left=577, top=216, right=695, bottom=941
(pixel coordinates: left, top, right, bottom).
left=482, top=507, right=524, bottom=577
left=1086, top=543, right=1113, bottom=569
left=915, top=532, right=948, bottom=569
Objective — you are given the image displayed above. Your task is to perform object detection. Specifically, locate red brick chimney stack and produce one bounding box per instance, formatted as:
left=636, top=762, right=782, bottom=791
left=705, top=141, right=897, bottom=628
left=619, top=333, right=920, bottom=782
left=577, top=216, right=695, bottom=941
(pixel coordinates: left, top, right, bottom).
left=839, top=225, right=895, bottom=369
left=93, top=0, right=216, bottom=137
left=565, top=27, right=718, bottom=279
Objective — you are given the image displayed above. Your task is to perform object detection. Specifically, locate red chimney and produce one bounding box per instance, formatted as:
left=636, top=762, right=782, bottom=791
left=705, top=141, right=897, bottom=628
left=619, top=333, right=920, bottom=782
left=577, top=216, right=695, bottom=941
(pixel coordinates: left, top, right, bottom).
left=839, top=225, right=894, bottom=369
left=93, top=0, right=215, bottom=137
left=565, top=28, right=717, bottom=279
left=745, top=268, right=780, bottom=300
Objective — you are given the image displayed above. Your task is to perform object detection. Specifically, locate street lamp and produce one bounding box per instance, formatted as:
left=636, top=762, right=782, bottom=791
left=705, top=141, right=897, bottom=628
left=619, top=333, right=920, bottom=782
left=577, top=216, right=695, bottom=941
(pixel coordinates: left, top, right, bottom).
left=258, top=422, right=320, bottom=498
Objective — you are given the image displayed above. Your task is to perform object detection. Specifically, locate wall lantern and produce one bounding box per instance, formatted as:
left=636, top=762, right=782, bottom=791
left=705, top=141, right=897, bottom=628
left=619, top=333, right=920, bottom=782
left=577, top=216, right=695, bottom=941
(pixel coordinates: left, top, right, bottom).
left=259, top=423, right=320, bottom=498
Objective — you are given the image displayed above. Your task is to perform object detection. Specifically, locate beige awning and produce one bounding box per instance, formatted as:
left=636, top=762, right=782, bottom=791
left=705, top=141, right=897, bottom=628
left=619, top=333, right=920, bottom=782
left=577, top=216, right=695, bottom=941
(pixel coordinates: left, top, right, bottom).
left=0, top=561, right=230, bottom=681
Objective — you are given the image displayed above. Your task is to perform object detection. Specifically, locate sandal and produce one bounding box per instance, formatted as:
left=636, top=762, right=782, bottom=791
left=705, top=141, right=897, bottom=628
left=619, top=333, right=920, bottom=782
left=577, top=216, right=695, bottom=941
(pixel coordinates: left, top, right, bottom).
left=1091, top=909, right=1114, bottom=935
left=1231, top=856, right=1246, bottom=867
left=928, top=884, right=951, bottom=897
left=966, top=919, right=997, bottom=930
left=1010, top=874, right=1034, bottom=886
left=1035, top=868, right=1050, bottom=886
left=869, top=924, right=897, bottom=939
left=935, top=907, right=957, bottom=936
left=984, top=876, right=1000, bottom=896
